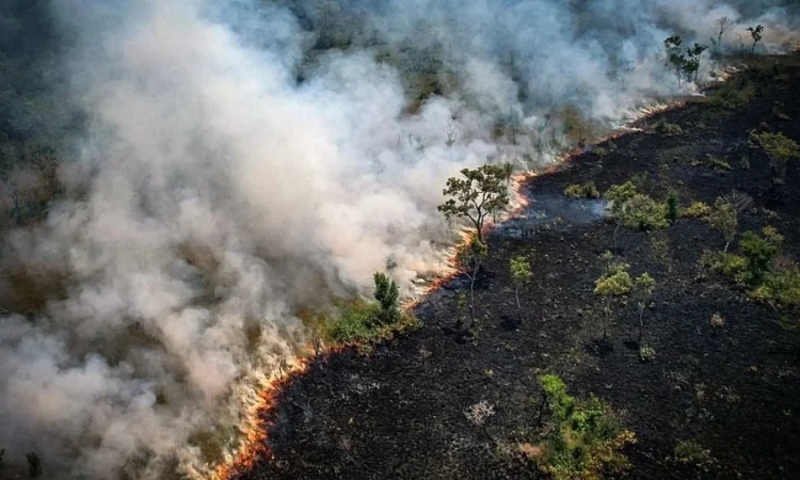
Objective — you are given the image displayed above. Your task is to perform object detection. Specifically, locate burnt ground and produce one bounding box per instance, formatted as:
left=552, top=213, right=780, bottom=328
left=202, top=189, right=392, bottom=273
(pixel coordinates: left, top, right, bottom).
left=235, top=56, right=800, bottom=480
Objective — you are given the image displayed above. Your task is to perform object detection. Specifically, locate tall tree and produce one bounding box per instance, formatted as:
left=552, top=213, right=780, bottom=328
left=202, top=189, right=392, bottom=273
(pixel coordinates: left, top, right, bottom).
left=706, top=198, right=738, bottom=253
left=633, top=273, right=656, bottom=343
left=510, top=255, right=532, bottom=323
left=594, top=257, right=633, bottom=339
left=455, top=238, right=488, bottom=329
left=746, top=25, right=764, bottom=55
left=438, top=164, right=511, bottom=243
left=713, top=16, right=731, bottom=56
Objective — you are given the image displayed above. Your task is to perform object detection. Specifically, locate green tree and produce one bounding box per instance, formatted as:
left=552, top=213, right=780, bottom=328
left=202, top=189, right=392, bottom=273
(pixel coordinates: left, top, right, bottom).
left=664, top=36, right=687, bottom=86
left=605, top=181, right=637, bottom=252
left=740, top=230, right=780, bottom=286
left=26, top=452, right=42, bottom=479
left=706, top=198, right=737, bottom=253
left=633, top=273, right=656, bottom=343
left=594, top=258, right=633, bottom=339
left=667, top=192, right=680, bottom=224
left=746, top=25, right=764, bottom=55
left=683, top=43, right=708, bottom=83
left=510, top=255, right=533, bottom=323
left=749, top=131, right=800, bottom=187
left=455, top=239, right=488, bottom=329
left=373, top=272, right=400, bottom=325
left=438, top=164, right=511, bottom=243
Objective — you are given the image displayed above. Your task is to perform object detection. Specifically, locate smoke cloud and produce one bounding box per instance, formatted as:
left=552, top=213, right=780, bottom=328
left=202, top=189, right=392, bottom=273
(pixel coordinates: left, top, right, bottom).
left=0, top=0, right=796, bottom=478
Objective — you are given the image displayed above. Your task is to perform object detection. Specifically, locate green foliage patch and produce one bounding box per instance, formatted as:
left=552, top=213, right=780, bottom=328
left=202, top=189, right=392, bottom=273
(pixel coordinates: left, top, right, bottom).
left=533, top=374, right=636, bottom=480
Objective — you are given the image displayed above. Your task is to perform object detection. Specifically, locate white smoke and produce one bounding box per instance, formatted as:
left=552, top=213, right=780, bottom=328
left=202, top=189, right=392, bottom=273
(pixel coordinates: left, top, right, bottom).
left=0, top=0, right=796, bottom=478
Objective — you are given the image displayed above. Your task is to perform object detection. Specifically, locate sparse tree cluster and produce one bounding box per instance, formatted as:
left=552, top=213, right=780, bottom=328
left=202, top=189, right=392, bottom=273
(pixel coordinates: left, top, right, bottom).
left=664, top=36, right=708, bottom=86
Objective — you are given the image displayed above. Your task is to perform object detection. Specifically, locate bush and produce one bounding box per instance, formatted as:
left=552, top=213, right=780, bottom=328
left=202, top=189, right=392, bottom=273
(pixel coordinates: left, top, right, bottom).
left=639, top=345, right=656, bottom=362
left=682, top=201, right=712, bottom=218
left=564, top=182, right=601, bottom=199
left=654, top=121, right=683, bottom=135
left=708, top=85, right=755, bottom=110
left=673, top=440, right=712, bottom=465
left=703, top=251, right=748, bottom=283
left=593, top=146, right=609, bottom=157
left=535, top=375, right=636, bottom=480
left=740, top=230, right=780, bottom=285
left=621, top=194, right=669, bottom=231
left=710, top=313, right=725, bottom=328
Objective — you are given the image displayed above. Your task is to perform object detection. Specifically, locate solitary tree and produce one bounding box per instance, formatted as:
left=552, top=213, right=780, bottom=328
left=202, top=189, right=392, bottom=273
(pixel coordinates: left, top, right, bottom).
left=605, top=181, right=637, bottom=252
left=439, top=165, right=511, bottom=243
left=667, top=191, right=680, bottom=224
left=706, top=198, right=738, bottom=253
left=746, top=25, right=764, bottom=55
left=664, top=36, right=687, bottom=86
left=594, top=258, right=633, bottom=339
left=684, top=43, right=708, bottom=83
left=712, top=16, right=731, bottom=56
left=373, top=272, right=400, bottom=325
left=26, top=452, right=42, bottom=479
left=633, top=273, right=656, bottom=343
left=510, top=255, right=533, bottom=323
left=455, top=239, right=488, bottom=329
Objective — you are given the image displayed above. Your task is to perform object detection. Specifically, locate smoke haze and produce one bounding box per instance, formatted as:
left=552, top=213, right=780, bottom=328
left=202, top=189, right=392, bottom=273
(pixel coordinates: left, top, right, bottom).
left=0, top=0, right=797, bottom=478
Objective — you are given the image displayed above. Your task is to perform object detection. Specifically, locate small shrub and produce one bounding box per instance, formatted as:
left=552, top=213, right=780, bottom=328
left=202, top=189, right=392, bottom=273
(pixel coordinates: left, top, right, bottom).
left=708, top=85, right=755, bottom=110
left=621, top=194, right=669, bottom=231
left=710, top=313, right=725, bottom=328
left=565, top=182, right=601, bottom=199
left=704, top=251, right=748, bottom=282
left=706, top=155, right=732, bottom=170
left=654, top=121, right=683, bottom=136
left=593, top=146, right=609, bottom=157
left=639, top=345, right=656, bottom=362
left=673, top=440, right=712, bottom=465
left=682, top=201, right=712, bottom=218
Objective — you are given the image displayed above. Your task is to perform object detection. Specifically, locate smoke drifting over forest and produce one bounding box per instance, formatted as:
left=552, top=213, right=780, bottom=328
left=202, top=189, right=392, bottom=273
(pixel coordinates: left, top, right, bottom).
left=0, top=0, right=797, bottom=478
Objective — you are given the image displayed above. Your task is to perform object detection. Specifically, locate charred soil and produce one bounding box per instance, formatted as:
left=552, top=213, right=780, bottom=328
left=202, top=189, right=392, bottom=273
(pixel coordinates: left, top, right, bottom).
left=234, top=55, right=800, bottom=480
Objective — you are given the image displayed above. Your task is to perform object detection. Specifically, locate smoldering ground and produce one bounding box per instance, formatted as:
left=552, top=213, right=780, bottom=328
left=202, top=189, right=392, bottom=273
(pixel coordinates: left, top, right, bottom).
left=0, top=0, right=797, bottom=478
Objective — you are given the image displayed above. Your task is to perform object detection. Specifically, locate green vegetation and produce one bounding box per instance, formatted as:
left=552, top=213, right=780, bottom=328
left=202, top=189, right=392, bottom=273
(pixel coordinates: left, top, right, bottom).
left=534, top=374, right=636, bottom=480
left=653, top=121, right=683, bottom=136
left=708, top=84, right=755, bottom=110
left=663, top=36, right=707, bottom=85
left=633, top=273, right=656, bottom=343
left=455, top=239, right=488, bottom=330
left=666, top=192, right=680, bottom=224
left=710, top=313, right=725, bottom=328
left=594, top=254, right=633, bottom=339
left=706, top=198, right=738, bottom=253
left=605, top=181, right=669, bottom=232
left=682, top=201, right=712, bottom=218
left=749, top=131, right=800, bottom=187
left=510, top=255, right=533, bottom=323
left=564, top=182, right=600, bottom=199
left=438, top=164, right=512, bottom=242
left=329, top=272, right=417, bottom=344
left=746, top=25, right=764, bottom=55
left=639, top=345, right=656, bottom=362
left=673, top=439, right=713, bottom=465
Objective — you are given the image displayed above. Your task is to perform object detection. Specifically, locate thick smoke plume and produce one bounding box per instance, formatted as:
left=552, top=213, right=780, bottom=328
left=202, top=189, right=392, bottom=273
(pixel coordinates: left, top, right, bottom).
left=0, top=0, right=796, bottom=478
